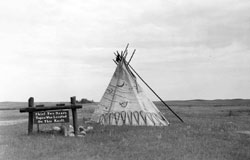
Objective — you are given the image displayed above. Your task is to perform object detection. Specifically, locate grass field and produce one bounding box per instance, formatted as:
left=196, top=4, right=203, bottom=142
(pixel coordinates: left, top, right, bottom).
left=0, top=100, right=250, bottom=160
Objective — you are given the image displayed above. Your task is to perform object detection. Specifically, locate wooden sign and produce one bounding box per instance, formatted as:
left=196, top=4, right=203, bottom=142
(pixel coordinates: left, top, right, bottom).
left=34, top=111, right=69, bottom=124
left=20, top=97, right=82, bottom=135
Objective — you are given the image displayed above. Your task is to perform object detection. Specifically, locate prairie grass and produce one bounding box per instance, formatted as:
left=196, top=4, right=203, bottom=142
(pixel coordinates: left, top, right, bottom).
left=0, top=101, right=250, bottom=160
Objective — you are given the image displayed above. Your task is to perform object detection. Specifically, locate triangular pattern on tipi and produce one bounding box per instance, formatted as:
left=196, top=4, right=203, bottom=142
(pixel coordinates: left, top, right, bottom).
left=91, top=55, right=169, bottom=126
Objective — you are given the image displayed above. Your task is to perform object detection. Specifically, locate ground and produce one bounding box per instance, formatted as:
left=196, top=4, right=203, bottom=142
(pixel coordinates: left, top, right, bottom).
left=0, top=100, right=250, bottom=160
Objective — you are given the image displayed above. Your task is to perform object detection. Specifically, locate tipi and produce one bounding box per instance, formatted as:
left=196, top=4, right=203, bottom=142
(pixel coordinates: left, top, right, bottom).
left=91, top=45, right=170, bottom=126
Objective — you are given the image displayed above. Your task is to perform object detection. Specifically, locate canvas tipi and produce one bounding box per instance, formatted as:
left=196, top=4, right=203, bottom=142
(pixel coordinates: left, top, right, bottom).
left=91, top=45, right=171, bottom=126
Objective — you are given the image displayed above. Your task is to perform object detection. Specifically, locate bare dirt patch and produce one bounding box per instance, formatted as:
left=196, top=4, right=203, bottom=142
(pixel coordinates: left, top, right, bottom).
left=236, top=130, right=250, bottom=135
left=0, top=119, right=27, bottom=126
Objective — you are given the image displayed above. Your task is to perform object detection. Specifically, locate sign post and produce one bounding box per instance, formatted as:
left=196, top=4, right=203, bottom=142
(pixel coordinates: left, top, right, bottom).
left=28, top=97, right=34, bottom=135
left=71, top=97, right=78, bottom=136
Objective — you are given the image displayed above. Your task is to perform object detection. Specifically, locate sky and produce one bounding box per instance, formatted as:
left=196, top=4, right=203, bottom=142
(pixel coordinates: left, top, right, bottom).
left=0, top=0, right=250, bottom=102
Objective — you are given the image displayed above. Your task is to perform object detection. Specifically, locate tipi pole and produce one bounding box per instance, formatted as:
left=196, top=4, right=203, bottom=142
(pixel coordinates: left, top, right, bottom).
left=113, top=59, right=118, bottom=65
left=128, top=65, right=184, bottom=123
left=127, top=49, right=136, bottom=65
left=123, top=43, right=129, bottom=59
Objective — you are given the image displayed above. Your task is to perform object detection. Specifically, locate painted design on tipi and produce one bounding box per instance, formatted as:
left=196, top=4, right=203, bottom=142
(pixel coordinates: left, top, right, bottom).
left=91, top=48, right=169, bottom=126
